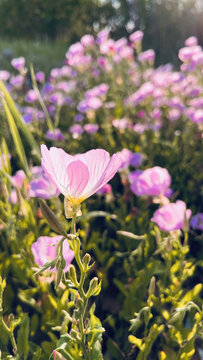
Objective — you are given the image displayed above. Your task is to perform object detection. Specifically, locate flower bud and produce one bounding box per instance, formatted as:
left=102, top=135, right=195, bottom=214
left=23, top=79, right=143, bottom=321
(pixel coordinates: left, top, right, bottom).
left=69, top=264, right=79, bottom=286
left=148, top=276, right=156, bottom=295
left=86, top=277, right=101, bottom=298
left=182, top=210, right=189, bottom=232
left=0, top=179, right=9, bottom=198
left=39, top=199, right=67, bottom=237
left=82, top=253, right=91, bottom=271
left=53, top=350, right=66, bottom=360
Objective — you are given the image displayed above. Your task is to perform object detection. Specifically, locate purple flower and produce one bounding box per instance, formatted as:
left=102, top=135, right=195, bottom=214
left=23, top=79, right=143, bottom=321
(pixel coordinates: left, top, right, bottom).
left=128, top=170, right=143, bottom=184
left=150, top=108, right=162, bottom=120
left=85, top=84, right=109, bottom=98
left=191, top=109, right=203, bottom=124
left=31, top=236, right=74, bottom=272
left=130, top=153, right=143, bottom=167
left=46, top=129, right=65, bottom=141
left=50, top=93, right=64, bottom=106
left=43, top=83, right=54, bottom=95
left=25, top=89, right=38, bottom=103
left=10, top=75, right=24, bottom=88
left=77, top=97, right=102, bottom=113
left=190, top=213, right=203, bottom=231
left=29, top=170, right=60, bottom=199
left=151, top=200, right=192, bottom=232
left=75, top=114, right=84, bottom=122
left=84, top=124, right=99, bottom=134
left=131, top=166, right=171, bottom=197
left=11, top=57, right=25, bottom=70
left=35, top=71, right=45, bottom=83
left=69, top=124, right=83, bottom=137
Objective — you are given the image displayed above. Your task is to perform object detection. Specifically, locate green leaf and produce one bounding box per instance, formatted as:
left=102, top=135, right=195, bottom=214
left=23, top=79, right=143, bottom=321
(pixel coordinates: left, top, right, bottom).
left=2, top=99, right=30, bottom=176
left=77, top=211, right=120, bottom=222
left=0, top=138, right=11, bottom=174
left=0, top=79, right=40, bottom=160
left=30, top=64, right=54, bottom=131
left=117, top=230, right=146, bottom=240
left=17, top=316, right=30, bottom=360
left=88, top=304, right=105, bottom=360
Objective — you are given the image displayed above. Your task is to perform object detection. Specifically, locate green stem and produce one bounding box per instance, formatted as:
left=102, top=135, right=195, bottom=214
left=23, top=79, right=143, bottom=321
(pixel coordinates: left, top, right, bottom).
left=30, top=64, right=54, bottom=131
left=70, top=214, right=89, bottom=359
left=184, top=231, right=188, bottom=246
left=0, top=310, right=17, bottom=355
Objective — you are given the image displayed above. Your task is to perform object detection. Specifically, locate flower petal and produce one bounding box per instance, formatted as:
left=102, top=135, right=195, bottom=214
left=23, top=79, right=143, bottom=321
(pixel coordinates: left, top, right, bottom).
left=41, top=145, right=73, bottom=196
left=67, top=160, right=89, bottom=198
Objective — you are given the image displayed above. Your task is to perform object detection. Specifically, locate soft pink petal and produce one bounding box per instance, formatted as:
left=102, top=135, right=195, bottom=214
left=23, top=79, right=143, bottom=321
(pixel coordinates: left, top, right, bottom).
left=86, top=152, right=122, bottom=196
left=67, top=160, right=89, bottom=198
left=75, top=149, right=110, bottom=197
left=41, top=145, right=73, bottom=196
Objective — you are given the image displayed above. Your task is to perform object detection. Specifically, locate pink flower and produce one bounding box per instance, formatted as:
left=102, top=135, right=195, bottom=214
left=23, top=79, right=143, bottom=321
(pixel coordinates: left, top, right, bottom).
left=81, top=34, right=94, bottom=47
left=35, top=71, right=45, bottom=83
left=41, top=146, right=122, bottom=217
left=131, top=166, right=171, bottom=197
left=151, top=200, right=192, bottom=232
left=129, top=30, right=143, bottom=44
left=11, top=57, right=25, bottom=70
left=185, top=36, right=198, bottom=47
left=84, top=124, right=99, bottom=134
left=25, top=89, right=38, bottom=103
left=0, top=70, right=10, bottom=81
left=96, top=183, right=112, bottom=195
left=31, top=236, right=74, bottom=272
left=12, top=170, right=26, bottom=188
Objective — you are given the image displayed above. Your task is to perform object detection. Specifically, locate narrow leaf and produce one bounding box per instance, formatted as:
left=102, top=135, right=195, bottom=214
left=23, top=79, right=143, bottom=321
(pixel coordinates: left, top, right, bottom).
left=2, top=99, right=30, bottom=176
left=0, top=79, right=40, bottom=160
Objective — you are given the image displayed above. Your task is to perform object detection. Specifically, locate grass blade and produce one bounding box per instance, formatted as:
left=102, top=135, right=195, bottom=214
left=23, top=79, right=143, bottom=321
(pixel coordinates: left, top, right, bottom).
left=0, top=79, right=40, bottom=160
left=2, top=99, right=30, bottom=176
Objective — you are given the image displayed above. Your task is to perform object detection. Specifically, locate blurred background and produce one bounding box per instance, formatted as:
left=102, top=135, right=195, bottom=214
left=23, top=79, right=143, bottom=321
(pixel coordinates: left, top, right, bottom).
left=0, top=0, right=202, bottom=71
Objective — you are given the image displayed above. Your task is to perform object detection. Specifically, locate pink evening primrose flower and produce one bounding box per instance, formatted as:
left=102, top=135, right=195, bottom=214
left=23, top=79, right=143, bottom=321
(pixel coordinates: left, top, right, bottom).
left=131, top=166, right=171, bottom=197
left=31, top=236, right=74, bottom=272
left=41, top=145, right=122, bottom=218
left=11, top=57, right=25, bottom=70
left=151, top=200, right=192, bottom=232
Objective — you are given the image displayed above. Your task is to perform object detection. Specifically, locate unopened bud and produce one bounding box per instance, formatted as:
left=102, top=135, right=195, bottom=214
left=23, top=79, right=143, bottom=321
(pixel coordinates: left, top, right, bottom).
left=86, top=277, right=101, bottom=298
left=82, top=253, right=91, bottom=271
left=182, top=211, right=189, bottom=232
left=69, top=265, right=78, bottom=286
left=39, top=199, right=67, bottom=237
left=53, top=350, right=66, bottom=360
left=148, top=276, right=156, bottom=295
left=0, top=179, right=9, bottom=198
